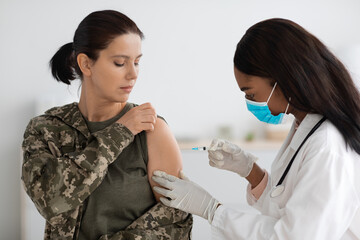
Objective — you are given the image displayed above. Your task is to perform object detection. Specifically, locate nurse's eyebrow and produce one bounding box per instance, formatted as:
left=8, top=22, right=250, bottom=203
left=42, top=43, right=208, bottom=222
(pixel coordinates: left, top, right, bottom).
left=240, top=87, right=252, bottom=91
left=111, top=54, right=143, bottom=59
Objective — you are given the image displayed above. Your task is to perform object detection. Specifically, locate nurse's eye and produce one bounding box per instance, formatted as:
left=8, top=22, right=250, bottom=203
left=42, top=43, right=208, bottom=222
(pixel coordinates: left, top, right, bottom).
left=134, top=62, right=139, bottom=66
left=114, top=62, right=125, bottom=67
left=245, top=93, right=255, bottom=100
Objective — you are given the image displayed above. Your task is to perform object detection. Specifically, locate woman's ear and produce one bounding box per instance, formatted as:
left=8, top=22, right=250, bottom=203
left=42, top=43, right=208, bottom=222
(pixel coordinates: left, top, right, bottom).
left=77, top=53, right=92, bottom=77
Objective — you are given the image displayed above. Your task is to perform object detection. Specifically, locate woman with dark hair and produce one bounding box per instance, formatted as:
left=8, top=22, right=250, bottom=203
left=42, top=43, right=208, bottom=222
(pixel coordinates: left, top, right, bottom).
left=21, top=10, right=192, bottom=240
left=153, top=18, right=360, bottom=239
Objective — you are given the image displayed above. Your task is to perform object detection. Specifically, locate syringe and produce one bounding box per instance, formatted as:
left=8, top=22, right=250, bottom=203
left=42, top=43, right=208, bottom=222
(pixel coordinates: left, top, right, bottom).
left=191, top=146, right=207, bottom=151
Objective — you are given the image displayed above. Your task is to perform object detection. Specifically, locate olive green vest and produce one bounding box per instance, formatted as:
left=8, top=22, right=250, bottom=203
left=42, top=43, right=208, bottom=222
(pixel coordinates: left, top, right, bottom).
left=79, top=103, right=156, bottom=240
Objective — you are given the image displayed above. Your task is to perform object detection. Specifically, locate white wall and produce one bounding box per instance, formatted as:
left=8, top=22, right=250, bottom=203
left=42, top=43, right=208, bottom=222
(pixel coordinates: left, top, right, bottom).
left=1, top=0, right=360, bottom=239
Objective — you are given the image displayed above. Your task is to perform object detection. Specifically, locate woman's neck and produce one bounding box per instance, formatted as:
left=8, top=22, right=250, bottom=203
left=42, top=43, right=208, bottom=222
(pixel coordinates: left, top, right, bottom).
left=78, top=82, right=126, bottom=122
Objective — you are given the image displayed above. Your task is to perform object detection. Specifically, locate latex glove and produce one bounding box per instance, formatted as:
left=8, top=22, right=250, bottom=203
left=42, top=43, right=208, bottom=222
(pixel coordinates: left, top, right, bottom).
left=152, top=170, right=220, bottom=224
left=208, top=138, right=258, bottom=177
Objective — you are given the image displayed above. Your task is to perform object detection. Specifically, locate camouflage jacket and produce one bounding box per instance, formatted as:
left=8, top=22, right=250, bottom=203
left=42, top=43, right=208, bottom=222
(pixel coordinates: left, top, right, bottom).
left=99, top=203, right=192, bottom=240
left=21, top=103, right=192, bottom=239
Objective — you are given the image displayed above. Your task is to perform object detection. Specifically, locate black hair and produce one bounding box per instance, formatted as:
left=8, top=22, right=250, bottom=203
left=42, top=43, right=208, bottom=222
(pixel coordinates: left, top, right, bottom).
left=49, top=10, right=144, bottom=84
left=234, top=18, right=360, bottom=154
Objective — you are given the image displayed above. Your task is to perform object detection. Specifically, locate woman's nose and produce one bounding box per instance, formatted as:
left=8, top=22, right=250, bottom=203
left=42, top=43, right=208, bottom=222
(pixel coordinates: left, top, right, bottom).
left=126, top=64, right=138, bottom=80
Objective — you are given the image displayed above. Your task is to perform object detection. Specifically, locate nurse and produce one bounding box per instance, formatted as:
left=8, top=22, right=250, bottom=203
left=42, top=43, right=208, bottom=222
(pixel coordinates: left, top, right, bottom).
left=152, top=18, right=360, bottom=239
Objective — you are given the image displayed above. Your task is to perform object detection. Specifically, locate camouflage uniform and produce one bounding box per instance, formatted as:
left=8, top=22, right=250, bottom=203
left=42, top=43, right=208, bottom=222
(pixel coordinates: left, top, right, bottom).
left=99, top=203, right=192, bottom=240
left=21, top=103, right=192, bottom=239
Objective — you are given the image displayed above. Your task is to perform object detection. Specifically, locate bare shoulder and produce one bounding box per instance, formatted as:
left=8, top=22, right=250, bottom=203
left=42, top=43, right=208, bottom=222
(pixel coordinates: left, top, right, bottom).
left=146, top=117, right=182, bottom=169
left=146, top=117, right=182, bottom=201
left=147, top=117, right=173, bottom=143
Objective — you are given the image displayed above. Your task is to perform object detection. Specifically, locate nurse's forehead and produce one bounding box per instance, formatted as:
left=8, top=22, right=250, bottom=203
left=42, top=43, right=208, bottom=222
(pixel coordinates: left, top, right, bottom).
left=236, top=72, right=271, bottom=90
left=234, top=70, right=255, bottom=91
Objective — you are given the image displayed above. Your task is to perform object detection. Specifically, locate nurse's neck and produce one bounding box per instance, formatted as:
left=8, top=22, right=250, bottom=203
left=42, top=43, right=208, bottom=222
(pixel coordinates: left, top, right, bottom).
left=291, top=108, right=307, bottom=126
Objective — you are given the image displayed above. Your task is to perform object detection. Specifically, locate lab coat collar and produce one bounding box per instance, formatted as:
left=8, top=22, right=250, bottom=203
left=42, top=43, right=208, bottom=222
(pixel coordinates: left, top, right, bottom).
left=288, top=113, right=324, bottom=151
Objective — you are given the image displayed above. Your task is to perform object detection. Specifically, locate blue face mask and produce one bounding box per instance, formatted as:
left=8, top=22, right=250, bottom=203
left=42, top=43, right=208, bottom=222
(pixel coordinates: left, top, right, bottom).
left=245, top=82, right=289, bottom=125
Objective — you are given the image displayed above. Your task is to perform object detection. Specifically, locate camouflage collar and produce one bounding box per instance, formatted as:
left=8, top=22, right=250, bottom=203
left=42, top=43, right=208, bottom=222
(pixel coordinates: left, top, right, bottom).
left=44, top=102, right=91, bottom=139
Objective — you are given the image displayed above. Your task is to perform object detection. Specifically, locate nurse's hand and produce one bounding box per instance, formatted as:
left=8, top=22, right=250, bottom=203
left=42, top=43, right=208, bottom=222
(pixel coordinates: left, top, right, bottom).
left=208, top=138, right=258, bottom=177
left=152, top=170, right=220, bottom=224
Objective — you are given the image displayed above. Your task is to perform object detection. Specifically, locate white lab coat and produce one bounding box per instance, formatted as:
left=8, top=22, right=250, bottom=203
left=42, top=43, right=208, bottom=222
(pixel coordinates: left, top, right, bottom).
left=211, top=114, right=360, bottom=240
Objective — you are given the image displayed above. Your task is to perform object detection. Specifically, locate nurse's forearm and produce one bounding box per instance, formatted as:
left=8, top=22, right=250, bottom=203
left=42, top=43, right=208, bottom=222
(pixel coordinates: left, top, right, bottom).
left=246, top=163, right=265, bottom=189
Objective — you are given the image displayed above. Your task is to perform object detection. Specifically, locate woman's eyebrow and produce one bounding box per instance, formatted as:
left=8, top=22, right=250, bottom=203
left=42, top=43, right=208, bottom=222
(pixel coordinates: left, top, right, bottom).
left=111, top=54, right=143, bottom=59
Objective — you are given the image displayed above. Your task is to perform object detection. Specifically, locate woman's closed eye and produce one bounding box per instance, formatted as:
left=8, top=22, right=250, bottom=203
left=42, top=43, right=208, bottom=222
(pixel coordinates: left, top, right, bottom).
left=114, top=62, right=125, bottom=67
left=134, top=57, right=141, bottom=66
left=114, top=62, right=140, bottom=67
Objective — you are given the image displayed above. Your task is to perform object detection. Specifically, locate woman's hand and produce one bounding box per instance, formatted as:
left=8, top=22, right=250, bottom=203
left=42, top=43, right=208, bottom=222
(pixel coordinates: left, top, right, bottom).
left=152, top=170, right=220, bottom=224
left=117, top=103, right=157, bottom=135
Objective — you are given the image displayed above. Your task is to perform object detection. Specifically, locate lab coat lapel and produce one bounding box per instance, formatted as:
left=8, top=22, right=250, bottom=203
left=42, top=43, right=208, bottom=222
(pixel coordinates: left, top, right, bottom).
left=273, top=120, right=296, bottom=163
left=271, top=114, right=324, bottom=185
left=271, top=120, right=296, bottom=184
left=288, top=114, right=324, bottom=151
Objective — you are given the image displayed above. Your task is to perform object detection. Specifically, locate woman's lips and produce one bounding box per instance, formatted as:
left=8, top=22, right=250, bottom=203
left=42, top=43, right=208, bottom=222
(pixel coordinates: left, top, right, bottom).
left=120, top=86, right=133, bottom=93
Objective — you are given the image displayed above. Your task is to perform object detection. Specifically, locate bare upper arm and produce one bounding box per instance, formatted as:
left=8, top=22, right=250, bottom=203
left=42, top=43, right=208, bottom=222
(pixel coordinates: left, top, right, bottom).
left=146, top=117, right=182, bottom=201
